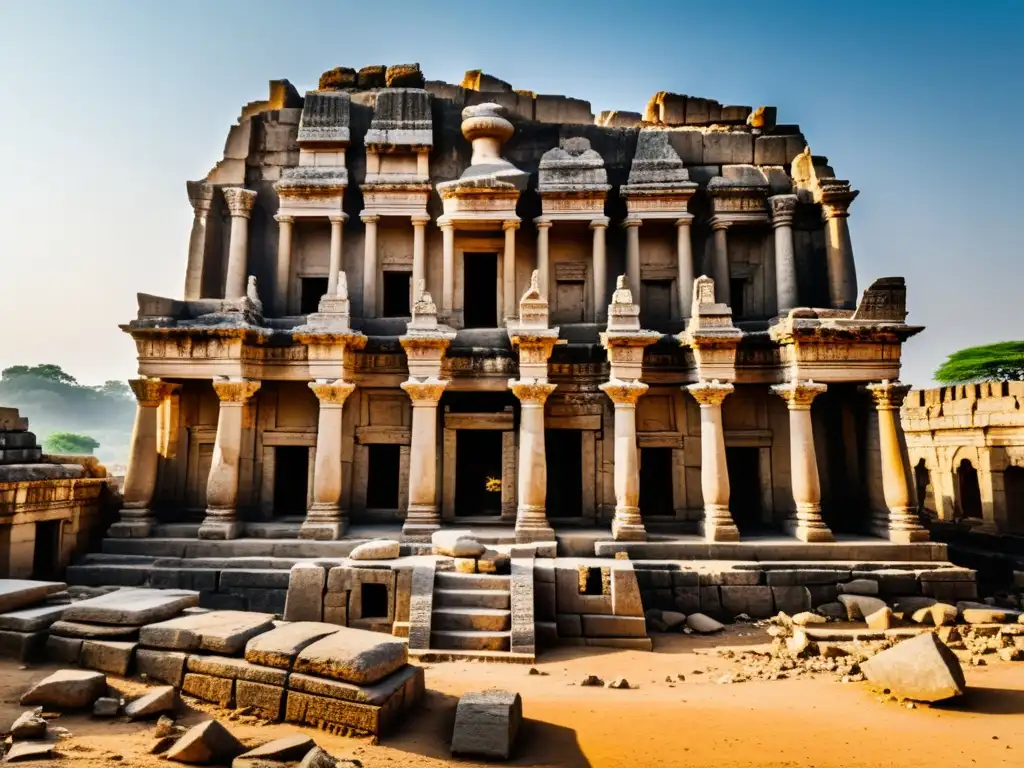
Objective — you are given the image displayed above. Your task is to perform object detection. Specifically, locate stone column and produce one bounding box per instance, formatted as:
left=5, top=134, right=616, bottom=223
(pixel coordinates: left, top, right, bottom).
left=676, top=215, right=695, bottom=319
left=710, top=218, right=732, bottom=306
left=535, top=218, right=552, bottom=297
left=112, top=379, right=174, bottom=538
left=222, top=187, right=258, bottom=300
left=273, top=214, right=294, bottom=315
left=624, top=217, right=642, bottom=295
left=867, top=380, right=928, bottom=542
left=510, top=381, right=557, bottom=542
left=770, top=194, right=799, bottom=314
left=441, top=222, right=455, bottom=316
left=687, top=380, right=740, bottom=541
left=327, top=214, right=347, bottom=297
left=599, top=379, right=649, bottom=541
left=771, top=380, right=834, bottom=542
left=822, top=191, right=859, bottom=309
left=199, top=379, right=261, bottom=540
left=401, top=379, right=447, bottom=539
left=411, top=215, right=429, bottom=301
left=502, top=220, right=519, bottom=321
left=301, top=380, right=355, bottom=540
left=361, top=214, right=379, bottom=317
left=184, top=181, right=214, bottom=300
left=590, top=218, right=608, bottom=323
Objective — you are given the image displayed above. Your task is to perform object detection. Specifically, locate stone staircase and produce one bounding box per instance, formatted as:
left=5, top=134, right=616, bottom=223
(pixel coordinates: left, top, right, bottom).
left=430, top=571, right=512, bottom=653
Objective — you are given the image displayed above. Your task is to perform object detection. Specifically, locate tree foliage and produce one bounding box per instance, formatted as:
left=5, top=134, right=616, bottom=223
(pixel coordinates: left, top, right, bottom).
left=43, top=431, right=100, bottom=454
left=934, top=341, right=1024, bottom=384
left=2, top=364, right=77, bottom=384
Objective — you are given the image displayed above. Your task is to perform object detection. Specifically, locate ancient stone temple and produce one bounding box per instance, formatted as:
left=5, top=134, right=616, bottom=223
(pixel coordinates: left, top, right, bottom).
left=116, top=64, right=928, bottom=548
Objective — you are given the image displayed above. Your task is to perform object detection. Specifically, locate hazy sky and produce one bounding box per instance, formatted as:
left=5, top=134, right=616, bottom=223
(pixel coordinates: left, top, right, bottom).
left=1, top=0, right=1021, bottom=386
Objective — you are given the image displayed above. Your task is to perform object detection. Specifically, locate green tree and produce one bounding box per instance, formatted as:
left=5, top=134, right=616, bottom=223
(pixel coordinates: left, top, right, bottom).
left=1, top=364, right=77, bottom=384
left=43, top=432, right=100, bottom=455
left=934, top=341, right=1024, bottom=384
left=94, top=380, right=132, bottom=398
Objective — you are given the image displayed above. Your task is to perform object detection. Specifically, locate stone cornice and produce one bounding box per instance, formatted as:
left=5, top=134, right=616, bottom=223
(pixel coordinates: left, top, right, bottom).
left=769, top=312, right=924, bottom=345
left=866, top=379, right=912, bottom=411
left=509, top=379, right=557, bottom=405
left=771, top=379, right=827, bottom=410
left=599, top=378, right=649, bottom=405
left=223, top=187, right=258, bottom=219
left=309, top=379, right=355, bottom=405
left=291, top=330, right=368, bottom=350
left=129, top=378, right=180, bottom=407
left=212, top=379, right=261, bottom=403
left=686, top=379, right=734, bottom=407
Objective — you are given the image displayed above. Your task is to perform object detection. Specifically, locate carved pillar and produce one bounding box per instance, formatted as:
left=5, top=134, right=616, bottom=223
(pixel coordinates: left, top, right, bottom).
left=199, top=379, right=261, bottom=540
left=184, top=181, right=214, bottom=300
left=301, top=380, right=355, bottom=540
left=623, top=217, right=642, bottom=295
left=111, top=380, right=176, bottom=538
left=687, top=380, right=740, bottom=541
left=535, top=218, right=552, bottom=297
left=441, top=222, right=455, bottom=317
left=411, top=215, right=429, bottom=301
left=710, top=217, right=732, bottom=306
left=676, top=215, right=695, bottom=320
left=401, top=378, right=447, bottom=539
left=867, top=380, right=928, bottom=542
left=590, top=218, right=608, bottom=323
left=770, top=194, right=798, bottom=314
left=222, top=187, right=257, bottom=300
left=822, top=187, right=859, bottom=309
left=599, top=379, right=649, bottom=541
left=502, top=220, right=519, bottom=321
left=274, top=214, right=294, bottom=315
left=327, top=214, right=347, bottom=297
left=771, top=380, right=833, bottom=541
left=361, top=214, right=379, bottom=317
left=509, top=381, right=557, bottom=542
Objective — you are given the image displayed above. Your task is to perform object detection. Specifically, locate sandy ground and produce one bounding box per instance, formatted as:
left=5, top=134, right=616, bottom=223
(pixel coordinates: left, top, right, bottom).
left=3, top=627, right=1024, bottom=767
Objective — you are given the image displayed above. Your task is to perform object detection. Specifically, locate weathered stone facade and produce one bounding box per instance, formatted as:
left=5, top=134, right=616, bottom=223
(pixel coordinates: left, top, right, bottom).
left=117, top=65, right=926, bottom=545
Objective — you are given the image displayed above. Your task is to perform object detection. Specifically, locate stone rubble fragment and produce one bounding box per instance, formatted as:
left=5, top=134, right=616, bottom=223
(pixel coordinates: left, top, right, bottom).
left=860, top=632, right=966, bottom=702
left=20, top=669, right=107, bottom=709
left=165, top=719, right=245, bottom=765
left=451, top=689, right=522, bottom=760
left=9, top=708, right=46, bottom=740
left=92, top=696, right=121, bottom=717
left=347, top=539, right=400, bottom=561
left=125, top=686, right=177, bottom=720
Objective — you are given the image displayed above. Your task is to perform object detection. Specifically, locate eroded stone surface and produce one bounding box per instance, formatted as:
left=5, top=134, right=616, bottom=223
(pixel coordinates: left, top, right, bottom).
left=0, top=580, right=66, bottom=614
left=451, top=689, right=523, bottom=760
left=140, top=611, right=275, bottom=655
left=861, top=632, right=966, bottom=702
left=293, top=628, right=407, bottom=685
left=235, top=734, right=315, bottom=764
left=125, top=686, right=176, bottom=720
left=21, top=669, right=107, bottom=709
left=348, top=540, right=400, bottom=561
left=166, top=719, right=244, bottom=764
left=63, top=589, right=198, bottom=626
left=245, top=622, right=341, bottom=670
left=686, top=613, right=724, bottom=634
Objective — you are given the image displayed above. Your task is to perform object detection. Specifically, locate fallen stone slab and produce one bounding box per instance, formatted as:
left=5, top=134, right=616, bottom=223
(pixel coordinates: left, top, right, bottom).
left=837, top=594, right=887, bottom=620
left=865, top=607, right=896, bottom=630
left=63, top=589, right=198, bottom=626
left=81, top=640, right=136, bottom=676
left=244, top=622, right=340, bottom=670
left=166, top=720, right=244, bottom=765
left=661, top=610, right=686, bottom=630
left=0, top=604, right=66, bottom=632
left=861, top=632, right=966, bottom=702
left=125, top=686, right=176, bottom=720
left=792, top=611, right=827, bottom=626
left=298, top=746, right=339, bottom=768
left=962, top=607, right=1020, bottom=624
left=3, top=741, right=58, bottom=762
left=49, top=620, right=141, bottom=640
left=10, top=709, right=46, bottom=740
left=234, top=734, right=315, bottom=766
left=0, top=580, right=66, bottom=614
left=293, top=627, right=407, bottom=685
left=21, top=669, right=107, bottom=709
left=838, top=579, right=879, bottom=596
left=93, top=696, right=121, bottom=717
left=348, top=539, right=400, bottom=561
left=140, top=610, right=275, bottom=655
left=685, top=613, right=724, bottom=634
left=432, top=530, right=486, bottom=558
left=451, top=689, right=522, bottom=760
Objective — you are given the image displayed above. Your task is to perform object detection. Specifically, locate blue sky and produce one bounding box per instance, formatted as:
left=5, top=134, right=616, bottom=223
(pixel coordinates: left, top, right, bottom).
left=0, top=0, right=1021, bottom=386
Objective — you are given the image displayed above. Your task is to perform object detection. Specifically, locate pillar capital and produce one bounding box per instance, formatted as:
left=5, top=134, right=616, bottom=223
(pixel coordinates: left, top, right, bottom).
left=675, top=214, right=694, bottom=228
left=223, top=187, right=257, bottom=219
left=866, top=379, right=912, bottom=411
left=411, top=214, right=431, bottom=226
left=502, top=219, right=520, bottom=232
left=438, top=220, right=455, bottom=231
left=533, top=217, right=553, bottom=229
left=599, top=378, right=648, bottom=406
left=360, top=213, right=380, bottom=225
left=769, top=194, right=798, bottom=228
left=589, top=217, right=610, bottom=230
left=129, top=378, right=178, bottom=407
left=401, top=377, right=448, bottom=404
left=509, top=379, right=557, bottom=405
left=329, top=214, right=348, bottom=225
left=820, top=182, right=859, bottom=220
left=186, top=180, right=215, bottom=215
left=212, top=379, right=261, bottom=404
left=274, top=213, right=294, bottom=225
left=309, top=379, right=355, bottom=406
left=771, top=379, right=827, bottom=410
left=709, top=216, right=731, bottom=232
left=622, top=216, right=643, bottom=229
left=687, top=379, right=734, bottom=407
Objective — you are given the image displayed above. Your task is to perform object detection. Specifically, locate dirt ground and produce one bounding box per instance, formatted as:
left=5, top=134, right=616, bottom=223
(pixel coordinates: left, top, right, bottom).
left=4, top=627, right=1024, bottom=767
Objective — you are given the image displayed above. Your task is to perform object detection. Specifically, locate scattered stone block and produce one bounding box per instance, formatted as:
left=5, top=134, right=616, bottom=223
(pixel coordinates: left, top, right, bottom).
left=140, top=610, right=275, bottom=655
left=4, top=741, right=58, bottom=762
left=685, top=613, right=724, bottom=633
left=244, top=621, right=340, bottom=670
left=125, top=686, right=176, bottom=720
left=21, top=669, right=107, bottom=709
left=433, top=531, right=486, bottom=558
left=787, top=629, right=813, bottom=657
left=63, top=589, right=198, bottom=625
left=861, top=632, right=966, bottom=702
left=451, top=689, right=522, bottom=760
left=182, top=673, right=234, bottom=707
left=837, top=594, right=887, bottom=620
left=607, top=678, right=634, bottom=689
left=838, top=579, right=879, bottom=596
left=865, top=607, right=895, bottom=630
left=792, top=612, right=827, bottom=626
left=478, top=550, right=511, bottom=575
left=298, top=746, right=337, bottom=768
left=817, top=602, right=847, bottom=620
left=154, top=715, right=177, bottom=737
left=0, top=580, right=66, bottom=614
left=348, top=540, right=400, bottom=561
left=136, top=648, right=188, bottom=687
left=93, top=696, right=121, bottom=717
left=81, top=639, right=136, bottom=676
left=0, top=604, right=66, bottom=632
left=293, top=627, right=407, bottom=685
left=961, top=606, right=1020, bottom=624
left=284, top=564, right=326, bottom=623
left=166, top=719, right=244, bottom=765
left=10, top=709, right=46, bottom=740
left=50, top=620, right=141, bottom=640
left=660, top=610, right=686, bottom=630
left=235, top=734, right=315, bottom=766
left=385, top=63, right=424, bottom=89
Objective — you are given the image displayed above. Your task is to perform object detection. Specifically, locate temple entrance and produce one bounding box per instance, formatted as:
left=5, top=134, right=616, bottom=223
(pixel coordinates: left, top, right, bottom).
left=726, top=447, right=763, bottom=532
left=455, top=430, right=503, bottom=515
left=463, top=253, right=498, bottom=328
left=639, top=447, right=674, bottom=517
left=32, top=520, right=61, bottom=580
left=300, top=277, right=329, bottom=314
left=382, top=271, right=412, bottom=317
left=1005, top=467, right=1024, bottom=533
left=640, top=280, right=672, bottom=327
left=957, top=459, right=982, bottom=519
left=546, top=429, right=582, bottom=517
left=914, top=459, right=931, bottom=517
left=274, top=446, right=309, bottom=515
left=366, top=444, right=401, bottom=511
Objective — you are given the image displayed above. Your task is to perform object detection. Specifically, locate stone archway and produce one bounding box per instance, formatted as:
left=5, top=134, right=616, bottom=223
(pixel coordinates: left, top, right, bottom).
left=956, top=459, right=983, bottom=520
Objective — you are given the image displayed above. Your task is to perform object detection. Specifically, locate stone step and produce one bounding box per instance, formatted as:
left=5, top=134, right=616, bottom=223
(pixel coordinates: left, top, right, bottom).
left=433, top=588, right=511, bottom=610
left=78, top=553, right=156, bottom=565
left=65, top=563, right=151, bottom=588
left=101, top=537, right=365, bottom=560
left=430, top=630, right=511, bottom=652
left=432, top=607, right=511, bottom=632
left=435, top=572, right=510, bottom=591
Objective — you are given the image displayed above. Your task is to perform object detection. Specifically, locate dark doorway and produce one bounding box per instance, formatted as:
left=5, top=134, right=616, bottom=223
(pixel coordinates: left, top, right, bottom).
left=726, top=447, right=763, bottom=532
left=463, top=253, right=498, bottom=328
left=382, top=271, right=412, bottom=317
left=546, top=429, right=582, bottom=517
left=274, top=446, right=309, bottom=515
left=366, top=444, right=401, bottom=510
left=729, top=278, right=747, bottom=318
left=914, top=459, right=931, bottom=518
left=1005, top=467, right=1024, bottom=533
left=32, top=521, right=61, bottom=580
left=640, top=447, right=674, bottom=517
left=300, top=277, right=329, bottom=314
left=640, top=280, right=672, bottom=327
left=361, top=583, right=389, bottom=618
left=957, top=459, right=982, bottom=519
left=455, top=430, right=503, bottom=515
